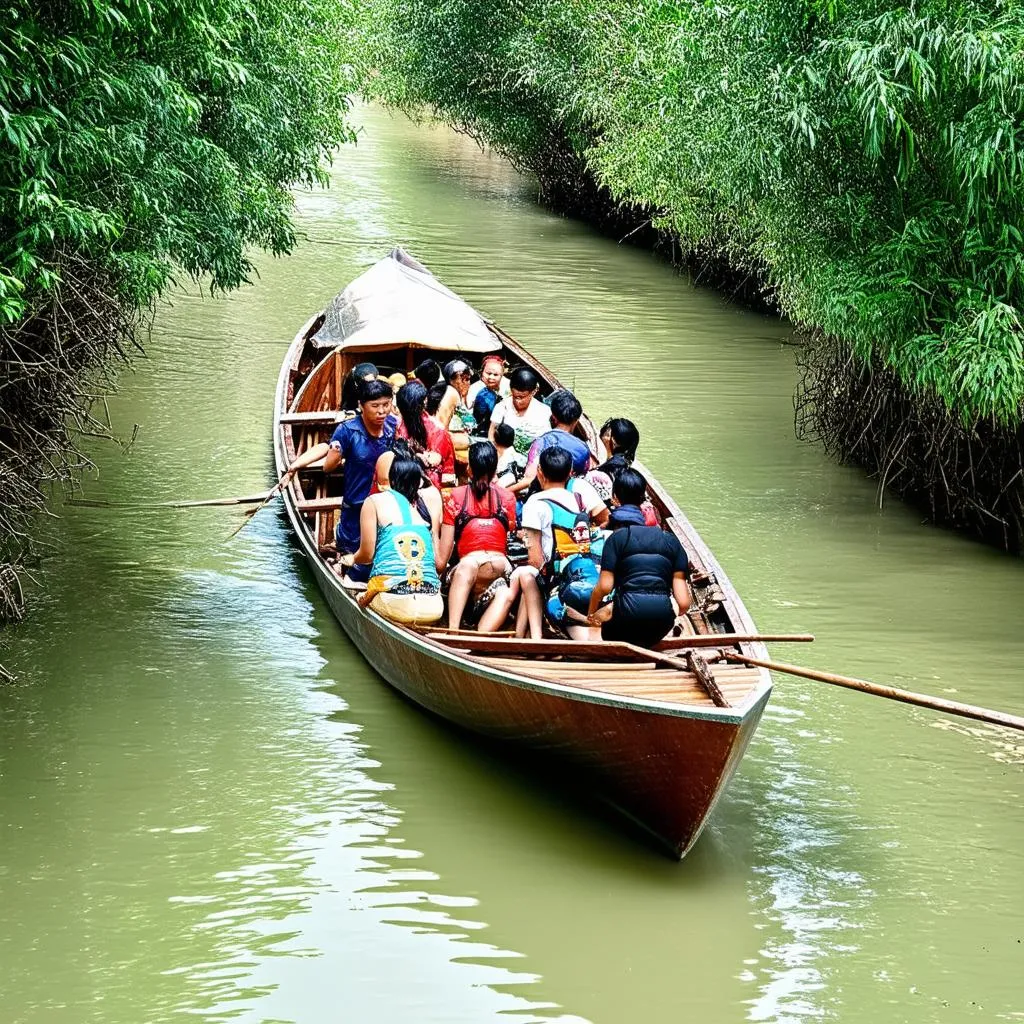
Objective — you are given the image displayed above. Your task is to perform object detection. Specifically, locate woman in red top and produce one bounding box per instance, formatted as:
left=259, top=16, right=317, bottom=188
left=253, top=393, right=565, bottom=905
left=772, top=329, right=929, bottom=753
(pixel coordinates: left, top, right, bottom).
left=386, top=381, right=455, bottom=488
left=437, top=441, right=518, bottom=631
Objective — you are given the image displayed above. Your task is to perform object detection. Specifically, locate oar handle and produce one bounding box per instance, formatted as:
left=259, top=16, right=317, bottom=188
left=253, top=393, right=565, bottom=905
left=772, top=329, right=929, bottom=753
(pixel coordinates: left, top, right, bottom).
left=723, top=652, right=1024, bottom=733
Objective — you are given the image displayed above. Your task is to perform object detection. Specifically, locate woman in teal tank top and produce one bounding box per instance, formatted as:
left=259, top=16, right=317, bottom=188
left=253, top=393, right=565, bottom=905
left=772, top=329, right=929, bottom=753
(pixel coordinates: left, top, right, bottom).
left=340, top=455, right=444, bottom=625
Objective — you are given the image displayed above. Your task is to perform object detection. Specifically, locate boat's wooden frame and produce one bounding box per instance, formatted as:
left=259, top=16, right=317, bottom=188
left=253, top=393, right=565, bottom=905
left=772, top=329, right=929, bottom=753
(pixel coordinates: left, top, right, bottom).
left=273, top=303, right=773, bottom=859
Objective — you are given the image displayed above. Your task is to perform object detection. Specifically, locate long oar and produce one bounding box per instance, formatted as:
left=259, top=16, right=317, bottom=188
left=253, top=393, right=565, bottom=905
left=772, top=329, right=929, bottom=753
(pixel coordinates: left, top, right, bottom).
left=67, top=492, right=273, bottom=510
left=225, top=479, right=287, bottom=541
left=722, top=651, right=1024, bottom=732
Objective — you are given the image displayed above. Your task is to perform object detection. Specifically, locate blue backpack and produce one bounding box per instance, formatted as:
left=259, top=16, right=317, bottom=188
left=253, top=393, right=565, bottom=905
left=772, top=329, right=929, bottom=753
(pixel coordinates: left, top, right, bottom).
left=541, top=494, right=605, bottom=614
left=472, top=388, right=500, bottom=435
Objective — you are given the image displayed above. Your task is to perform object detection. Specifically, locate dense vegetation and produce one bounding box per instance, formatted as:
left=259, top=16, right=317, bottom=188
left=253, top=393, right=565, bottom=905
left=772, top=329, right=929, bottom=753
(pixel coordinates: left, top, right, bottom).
left=357, top=0, right=1024, bottom=545
left=2, top=0, right=1021, bottom=628
left=0, top=0, right=356, bottom=619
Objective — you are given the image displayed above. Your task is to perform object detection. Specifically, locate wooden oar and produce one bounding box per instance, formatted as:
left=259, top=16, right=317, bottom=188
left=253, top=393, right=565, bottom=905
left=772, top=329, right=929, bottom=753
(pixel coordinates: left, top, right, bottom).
left=67, top=491, right=274, bottom=510
left=721, top=652, right=1024, bottom=732
left=225, top=480, right=286, bottom=541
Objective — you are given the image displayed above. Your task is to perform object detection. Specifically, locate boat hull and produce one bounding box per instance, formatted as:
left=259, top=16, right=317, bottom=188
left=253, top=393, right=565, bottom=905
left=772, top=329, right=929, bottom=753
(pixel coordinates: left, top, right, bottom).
left=272, top=271, right=773, bottom=858
left=296, top=540, right=768, bottom=858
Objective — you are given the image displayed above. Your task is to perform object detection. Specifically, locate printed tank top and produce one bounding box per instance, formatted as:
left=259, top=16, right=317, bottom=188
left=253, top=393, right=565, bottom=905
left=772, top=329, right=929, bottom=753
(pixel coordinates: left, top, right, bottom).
left=370, top=492, right=441, bottom=592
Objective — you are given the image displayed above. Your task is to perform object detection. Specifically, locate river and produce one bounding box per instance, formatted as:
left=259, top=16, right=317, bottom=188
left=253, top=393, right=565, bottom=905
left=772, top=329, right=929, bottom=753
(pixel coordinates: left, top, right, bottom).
left=1, top=104, right=1021, bottom=1024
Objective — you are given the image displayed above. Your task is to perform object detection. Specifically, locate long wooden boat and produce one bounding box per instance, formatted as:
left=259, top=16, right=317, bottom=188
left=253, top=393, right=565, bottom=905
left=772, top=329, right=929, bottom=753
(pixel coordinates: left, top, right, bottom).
left=273, top=248, right=772, bottom=858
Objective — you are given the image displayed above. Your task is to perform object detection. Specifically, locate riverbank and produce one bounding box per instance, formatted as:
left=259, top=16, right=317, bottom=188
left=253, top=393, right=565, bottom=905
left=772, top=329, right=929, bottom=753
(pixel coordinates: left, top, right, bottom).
left=471, top=130, right=1024, bottom=550
left=0, top=2, right=356, bottom=621
left=354, top=0, right=1024, bottom=551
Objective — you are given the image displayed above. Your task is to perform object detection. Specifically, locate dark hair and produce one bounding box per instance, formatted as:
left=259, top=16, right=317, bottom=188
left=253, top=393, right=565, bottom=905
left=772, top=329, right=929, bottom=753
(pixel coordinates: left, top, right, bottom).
left=360, top=378, right=394, bottom=405
left=412, top=358, right=441, bottom=388
left=602, top=417, right=640, bottom=461
left=426, top=381, right=448, bottom=416
left=389, top=440, right=432, bottom=487
left=538, top=445, right=572, bottom=484
left=468, top=441, right=498, bottom=499
left=390, top=438, right=414, bottom=461
left=396, top=382, right=428, bottom=451
left=443, top=358, right=471, bottom=383
left=493, top=422, right=515, bottom=448
left=508, top=367, right=539, bottom=393
left=613, top=467, right=647, bottom=507
left=549, top=389, right=583, bottom=427
left=341, top=362, right=378, bottom=409
left=389, top=456, right=431, bottom=523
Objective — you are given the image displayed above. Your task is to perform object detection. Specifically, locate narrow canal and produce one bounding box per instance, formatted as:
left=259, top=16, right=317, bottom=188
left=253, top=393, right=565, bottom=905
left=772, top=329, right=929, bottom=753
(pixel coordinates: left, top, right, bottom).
left=1, top=105, right=1021, bottom=1023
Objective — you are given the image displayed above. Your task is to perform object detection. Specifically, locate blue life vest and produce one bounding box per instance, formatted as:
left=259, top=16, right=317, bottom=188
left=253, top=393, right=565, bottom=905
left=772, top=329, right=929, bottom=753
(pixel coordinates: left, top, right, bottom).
left=540, top=493, right=605, bottom=609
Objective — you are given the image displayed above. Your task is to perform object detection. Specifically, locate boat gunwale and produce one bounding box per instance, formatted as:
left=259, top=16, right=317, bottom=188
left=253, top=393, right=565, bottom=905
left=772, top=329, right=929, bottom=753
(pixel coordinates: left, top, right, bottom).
left=273, top=308, right=772, bottom=725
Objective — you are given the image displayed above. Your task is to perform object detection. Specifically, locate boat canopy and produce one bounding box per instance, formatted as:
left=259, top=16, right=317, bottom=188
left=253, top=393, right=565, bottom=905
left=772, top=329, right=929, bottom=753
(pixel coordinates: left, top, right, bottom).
left=312, top=247, right=500, bottom=354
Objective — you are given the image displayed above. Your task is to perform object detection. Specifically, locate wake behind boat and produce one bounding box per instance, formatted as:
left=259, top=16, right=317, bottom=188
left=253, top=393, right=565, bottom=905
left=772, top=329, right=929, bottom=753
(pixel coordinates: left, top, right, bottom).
left=273, top=248, right=773, bottom=858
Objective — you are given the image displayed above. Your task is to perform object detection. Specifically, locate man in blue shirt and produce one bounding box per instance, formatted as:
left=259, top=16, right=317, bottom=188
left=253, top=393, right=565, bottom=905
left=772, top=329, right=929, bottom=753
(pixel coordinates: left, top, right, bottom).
left=517, top=389, right=593, bottom=494
left=282, top=378, right=397, bottom=557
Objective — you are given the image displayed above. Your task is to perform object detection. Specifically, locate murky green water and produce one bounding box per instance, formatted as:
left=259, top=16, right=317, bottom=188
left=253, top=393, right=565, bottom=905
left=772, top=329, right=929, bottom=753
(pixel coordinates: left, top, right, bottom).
left=2, top=105, right=1022, bottom=1024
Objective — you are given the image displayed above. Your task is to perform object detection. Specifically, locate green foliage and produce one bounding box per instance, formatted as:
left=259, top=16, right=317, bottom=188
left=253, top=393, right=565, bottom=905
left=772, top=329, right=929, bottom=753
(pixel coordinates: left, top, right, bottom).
left=356, top=0, right=1024, bottom=424
left=0, top=0, right=357, bottom=322
left=0, top=0, right=357, bottom=622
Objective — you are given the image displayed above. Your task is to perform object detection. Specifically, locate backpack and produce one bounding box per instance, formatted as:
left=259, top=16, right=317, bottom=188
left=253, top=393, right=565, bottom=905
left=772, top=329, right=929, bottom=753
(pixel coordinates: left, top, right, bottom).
left=540, top=492, right=605, bottom=620
left=453, top=485, right=510, bottom=553
left=541, top=491, right=594, bottom=577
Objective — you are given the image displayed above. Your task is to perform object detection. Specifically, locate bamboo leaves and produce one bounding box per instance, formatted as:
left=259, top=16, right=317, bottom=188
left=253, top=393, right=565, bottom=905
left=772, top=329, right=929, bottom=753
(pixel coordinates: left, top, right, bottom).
left=354, top=0, right=1024, bottom=425
left=0, top=0, right=358, bottom=617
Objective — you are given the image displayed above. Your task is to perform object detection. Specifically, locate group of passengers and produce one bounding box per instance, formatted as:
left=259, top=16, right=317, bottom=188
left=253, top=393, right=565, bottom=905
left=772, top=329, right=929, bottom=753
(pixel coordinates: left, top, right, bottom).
left=280, top=356, right=690, bottom=649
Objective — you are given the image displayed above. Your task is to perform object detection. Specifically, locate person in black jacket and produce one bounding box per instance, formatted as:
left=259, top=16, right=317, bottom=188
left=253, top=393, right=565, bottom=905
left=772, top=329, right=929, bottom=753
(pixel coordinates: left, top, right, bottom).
left=586, top=468, right=691, bottom=648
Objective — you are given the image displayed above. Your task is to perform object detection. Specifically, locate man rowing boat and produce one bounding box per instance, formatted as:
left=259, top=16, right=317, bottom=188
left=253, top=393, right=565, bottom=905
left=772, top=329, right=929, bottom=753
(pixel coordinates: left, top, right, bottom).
left=281, top=378, right=397, bottom=575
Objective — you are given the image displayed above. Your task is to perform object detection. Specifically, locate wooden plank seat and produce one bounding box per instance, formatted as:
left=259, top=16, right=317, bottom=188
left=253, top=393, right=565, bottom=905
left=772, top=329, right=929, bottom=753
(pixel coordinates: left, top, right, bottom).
left=296, top=496, right=346, bottom=513
left=424, top=633, right=788, bottom=655
left=558, top=674, right=758, bottom=706
left=280, top=410, right=346, bottom=424
left=478, top=653, right=759, bottom=685
left=481, top=657, right=660, bottom=672
left=474, top=658, right=762, bottom=706
left=465, top=648, right=763, bottom=707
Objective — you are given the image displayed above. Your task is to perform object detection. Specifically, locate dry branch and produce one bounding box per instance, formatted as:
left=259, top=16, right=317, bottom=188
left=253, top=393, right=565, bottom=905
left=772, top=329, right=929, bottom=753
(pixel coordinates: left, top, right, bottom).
left=0, top=252, right=145, bottom=622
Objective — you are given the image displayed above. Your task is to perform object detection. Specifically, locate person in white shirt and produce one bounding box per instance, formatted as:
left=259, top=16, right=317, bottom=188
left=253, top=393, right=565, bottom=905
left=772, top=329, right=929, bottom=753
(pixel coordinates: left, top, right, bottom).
left=520, top=457, right=607, bottom=561
left=487, top=367, right=551, bottom=471
left=489, top=445, right=608, bottom=639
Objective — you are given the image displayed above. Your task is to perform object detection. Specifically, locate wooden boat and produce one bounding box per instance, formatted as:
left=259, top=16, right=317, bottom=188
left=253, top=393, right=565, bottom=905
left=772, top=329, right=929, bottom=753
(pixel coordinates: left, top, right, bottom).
left=273, top=248, right=772, bottom=858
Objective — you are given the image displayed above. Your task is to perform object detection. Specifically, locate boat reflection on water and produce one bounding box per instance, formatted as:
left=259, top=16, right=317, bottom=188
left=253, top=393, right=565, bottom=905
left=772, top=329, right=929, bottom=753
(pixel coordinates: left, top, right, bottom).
left=161, top=515, right=589, bottom=1024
